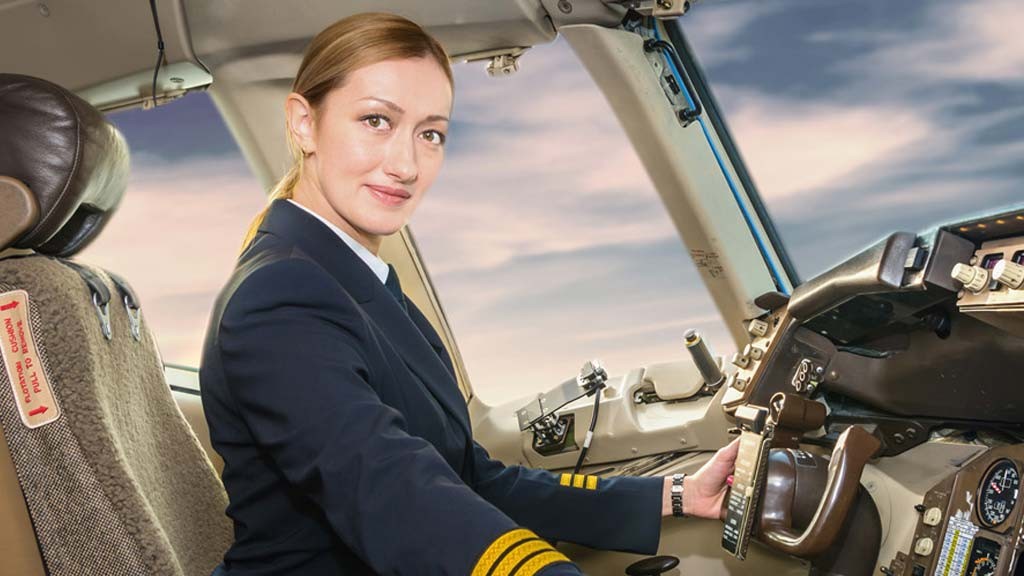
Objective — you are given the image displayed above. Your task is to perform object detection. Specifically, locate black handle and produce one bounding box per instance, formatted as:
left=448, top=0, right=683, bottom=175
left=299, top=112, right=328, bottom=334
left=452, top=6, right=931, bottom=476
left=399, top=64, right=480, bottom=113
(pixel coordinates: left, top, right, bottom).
left=625, top=555, right=680, bottom=576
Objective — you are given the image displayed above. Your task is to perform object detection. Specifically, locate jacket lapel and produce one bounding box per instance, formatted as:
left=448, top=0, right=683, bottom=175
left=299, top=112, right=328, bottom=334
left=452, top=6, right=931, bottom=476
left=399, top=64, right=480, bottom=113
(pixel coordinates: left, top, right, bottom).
left=258, top=200, right=471, bottom=439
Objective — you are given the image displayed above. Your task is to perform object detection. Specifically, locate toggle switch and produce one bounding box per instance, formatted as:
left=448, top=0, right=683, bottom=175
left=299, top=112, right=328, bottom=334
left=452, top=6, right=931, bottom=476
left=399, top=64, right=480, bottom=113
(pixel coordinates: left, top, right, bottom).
left=743, top=343, right=764, bottom=361
left=748, top=319, right=769, bottom=338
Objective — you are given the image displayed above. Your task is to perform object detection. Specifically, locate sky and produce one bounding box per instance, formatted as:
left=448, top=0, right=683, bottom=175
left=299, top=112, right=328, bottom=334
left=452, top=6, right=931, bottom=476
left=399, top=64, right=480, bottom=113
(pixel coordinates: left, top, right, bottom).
left=80, top=0, right=1023, bottom=405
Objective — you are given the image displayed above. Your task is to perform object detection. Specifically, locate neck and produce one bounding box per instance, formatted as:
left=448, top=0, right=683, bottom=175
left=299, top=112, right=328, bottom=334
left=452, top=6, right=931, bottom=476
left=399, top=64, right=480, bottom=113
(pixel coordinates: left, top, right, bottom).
left=291, top=172, right=382, bottom=255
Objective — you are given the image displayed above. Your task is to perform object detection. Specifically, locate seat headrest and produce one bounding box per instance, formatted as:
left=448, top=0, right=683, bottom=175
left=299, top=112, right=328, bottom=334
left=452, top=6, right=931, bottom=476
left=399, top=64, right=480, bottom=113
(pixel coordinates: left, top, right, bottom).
left=0, top=73, right=129, bottom=257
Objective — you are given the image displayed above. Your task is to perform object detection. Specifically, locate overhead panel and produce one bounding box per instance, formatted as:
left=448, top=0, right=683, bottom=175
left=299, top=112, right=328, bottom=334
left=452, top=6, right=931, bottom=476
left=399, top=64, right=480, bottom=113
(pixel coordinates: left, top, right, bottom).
left=184, top=0, right=557, bottom=71
left=0, top=0, right=210, bottom=109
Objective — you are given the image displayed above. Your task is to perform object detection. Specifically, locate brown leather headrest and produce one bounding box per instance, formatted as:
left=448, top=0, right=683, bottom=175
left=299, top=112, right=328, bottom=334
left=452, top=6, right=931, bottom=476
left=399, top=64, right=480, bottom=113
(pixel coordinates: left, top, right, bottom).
left=0, top=73, right=129, bottom=257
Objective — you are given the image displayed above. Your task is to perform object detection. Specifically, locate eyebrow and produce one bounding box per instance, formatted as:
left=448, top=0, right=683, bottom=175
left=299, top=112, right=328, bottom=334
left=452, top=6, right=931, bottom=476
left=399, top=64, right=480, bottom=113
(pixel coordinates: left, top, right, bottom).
left=359, top=97, right=449, bottom=123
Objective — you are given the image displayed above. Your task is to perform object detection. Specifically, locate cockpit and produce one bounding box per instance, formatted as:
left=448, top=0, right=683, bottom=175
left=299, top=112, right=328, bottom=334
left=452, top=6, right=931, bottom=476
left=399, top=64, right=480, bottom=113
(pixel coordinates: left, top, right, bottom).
left=1, top=1, right=1022, bottom=576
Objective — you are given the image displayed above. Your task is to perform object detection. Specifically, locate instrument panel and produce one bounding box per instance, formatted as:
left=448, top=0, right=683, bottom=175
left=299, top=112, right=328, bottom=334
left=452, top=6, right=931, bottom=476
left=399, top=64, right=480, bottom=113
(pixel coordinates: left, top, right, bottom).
left=884, top=446, right=1024, bottom=576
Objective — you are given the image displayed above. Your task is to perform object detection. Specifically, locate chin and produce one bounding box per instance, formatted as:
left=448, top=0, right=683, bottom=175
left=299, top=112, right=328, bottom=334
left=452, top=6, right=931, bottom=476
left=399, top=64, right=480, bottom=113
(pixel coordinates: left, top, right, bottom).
left=356, top=215, right=407, bottom=238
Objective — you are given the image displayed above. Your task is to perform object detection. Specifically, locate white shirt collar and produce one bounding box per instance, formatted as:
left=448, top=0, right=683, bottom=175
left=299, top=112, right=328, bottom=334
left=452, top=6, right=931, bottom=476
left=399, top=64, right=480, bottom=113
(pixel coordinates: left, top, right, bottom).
left=287, top=199, right=390, bottom=284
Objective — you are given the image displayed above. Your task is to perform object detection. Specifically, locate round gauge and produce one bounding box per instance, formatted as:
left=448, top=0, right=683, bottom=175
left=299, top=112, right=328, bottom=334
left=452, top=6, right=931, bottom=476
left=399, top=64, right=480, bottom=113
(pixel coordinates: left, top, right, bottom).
left=970, top=555, right=998, bottom=576
left=979, top=459, right=1020, bottom=527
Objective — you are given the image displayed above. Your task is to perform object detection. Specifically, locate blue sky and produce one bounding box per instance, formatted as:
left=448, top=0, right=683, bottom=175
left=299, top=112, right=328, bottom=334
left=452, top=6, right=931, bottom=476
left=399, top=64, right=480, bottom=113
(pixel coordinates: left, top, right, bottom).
left=81, top=0, right=1022, bottom=404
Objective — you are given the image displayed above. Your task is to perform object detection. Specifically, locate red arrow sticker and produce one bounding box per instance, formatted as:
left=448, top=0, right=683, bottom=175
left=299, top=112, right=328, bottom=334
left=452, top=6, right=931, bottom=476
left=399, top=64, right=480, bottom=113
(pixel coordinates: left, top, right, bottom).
left=0, top=290, right=61, bottom=428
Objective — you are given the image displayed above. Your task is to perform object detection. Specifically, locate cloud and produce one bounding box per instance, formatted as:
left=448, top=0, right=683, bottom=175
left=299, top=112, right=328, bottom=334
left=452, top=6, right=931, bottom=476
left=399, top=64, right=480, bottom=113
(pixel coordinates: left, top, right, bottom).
left=840, top=0, right=1024, bottom=86
left=713, top=86, right=934, bottom=208
left=678, top=1, right=786, bottom=67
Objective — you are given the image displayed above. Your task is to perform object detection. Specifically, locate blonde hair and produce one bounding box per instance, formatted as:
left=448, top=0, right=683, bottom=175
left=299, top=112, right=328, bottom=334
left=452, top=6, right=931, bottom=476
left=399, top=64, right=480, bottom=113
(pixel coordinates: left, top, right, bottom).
left=240, top=12, right=454, bottom=251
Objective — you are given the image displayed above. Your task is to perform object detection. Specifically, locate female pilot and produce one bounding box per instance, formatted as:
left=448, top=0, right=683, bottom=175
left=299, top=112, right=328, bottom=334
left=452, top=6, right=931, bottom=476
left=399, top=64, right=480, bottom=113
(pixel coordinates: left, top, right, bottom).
left=200, top=12, right=739, bottom=576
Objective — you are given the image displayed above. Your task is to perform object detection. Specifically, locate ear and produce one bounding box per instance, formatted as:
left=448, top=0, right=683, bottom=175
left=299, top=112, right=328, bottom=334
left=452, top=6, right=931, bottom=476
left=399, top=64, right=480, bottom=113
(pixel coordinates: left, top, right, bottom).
left=285, top=93, right=316, bottom=155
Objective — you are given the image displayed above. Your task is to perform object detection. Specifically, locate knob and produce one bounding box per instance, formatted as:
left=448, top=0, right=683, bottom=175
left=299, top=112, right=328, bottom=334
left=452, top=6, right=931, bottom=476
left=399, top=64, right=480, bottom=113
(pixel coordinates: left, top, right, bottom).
left=914, top=537, right=934, bottom=556
left=923, top=507, right=943, bottom=526
left=731, top=352, right=750, bottom=368
left=626, top=555, right=680, bottom=576
left=951, top=263, right=989, bottom=293
left=748, top=319, right=769, bottom=337
left=992, top=260, right=1024, bottom=289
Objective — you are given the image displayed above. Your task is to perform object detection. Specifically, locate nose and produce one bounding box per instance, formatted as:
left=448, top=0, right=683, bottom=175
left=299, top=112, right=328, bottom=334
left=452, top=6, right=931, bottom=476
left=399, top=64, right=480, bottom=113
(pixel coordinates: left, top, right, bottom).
left=383, top=134, right=418, bottom=184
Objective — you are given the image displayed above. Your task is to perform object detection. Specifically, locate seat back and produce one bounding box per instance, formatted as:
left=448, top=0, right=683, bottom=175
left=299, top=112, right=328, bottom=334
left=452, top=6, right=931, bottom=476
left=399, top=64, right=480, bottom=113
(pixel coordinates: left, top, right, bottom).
left=0, top=74, right=232, bottom=576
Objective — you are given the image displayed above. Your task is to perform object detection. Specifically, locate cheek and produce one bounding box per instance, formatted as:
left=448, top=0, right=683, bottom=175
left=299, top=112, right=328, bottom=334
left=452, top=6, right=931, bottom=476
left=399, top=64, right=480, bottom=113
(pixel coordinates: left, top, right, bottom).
left=321, top=127, right=384, bottom=179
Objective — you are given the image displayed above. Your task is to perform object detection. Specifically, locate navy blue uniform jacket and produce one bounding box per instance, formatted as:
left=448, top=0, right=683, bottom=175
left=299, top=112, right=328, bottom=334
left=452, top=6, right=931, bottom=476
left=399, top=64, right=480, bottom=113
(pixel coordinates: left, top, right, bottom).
left=200, top=199, right=663, bottom=575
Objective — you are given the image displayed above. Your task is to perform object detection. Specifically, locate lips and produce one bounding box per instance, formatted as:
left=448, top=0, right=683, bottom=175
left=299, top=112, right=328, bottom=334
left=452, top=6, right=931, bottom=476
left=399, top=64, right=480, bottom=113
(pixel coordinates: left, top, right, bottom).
left=366, top=184, right=411, bottom=206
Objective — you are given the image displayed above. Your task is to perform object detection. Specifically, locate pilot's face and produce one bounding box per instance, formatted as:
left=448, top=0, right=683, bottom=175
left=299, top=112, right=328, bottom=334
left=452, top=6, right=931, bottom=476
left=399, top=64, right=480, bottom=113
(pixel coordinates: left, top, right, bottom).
left=293, top=57, right=452, bottom=251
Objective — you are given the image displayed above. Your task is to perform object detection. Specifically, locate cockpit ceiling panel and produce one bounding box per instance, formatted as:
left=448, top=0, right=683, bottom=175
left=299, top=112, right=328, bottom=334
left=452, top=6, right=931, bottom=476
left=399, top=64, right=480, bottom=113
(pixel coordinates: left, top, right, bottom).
left=0, top=0, right=562, bottom=110
left=0, top=0, right=208, bottom=105
left=184, top=0, right=558, bottom=69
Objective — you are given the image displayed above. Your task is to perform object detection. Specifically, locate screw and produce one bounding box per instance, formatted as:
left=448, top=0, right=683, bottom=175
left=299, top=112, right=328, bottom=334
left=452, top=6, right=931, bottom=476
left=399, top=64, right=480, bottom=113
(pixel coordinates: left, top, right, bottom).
left=557, top=0, right=572, bottom=14
left=915, top=504, right=926, bottom=513
left=38, top=2, right=50, bottom=16
left=893, top=433, right=905, bottom=444
left=169, top=77, right=185, bottom=84
left=657, top=0, right=673, bottom=8
left=969, top=256, right=979, bottom=265
left=906, top=428, right=918, bottom=439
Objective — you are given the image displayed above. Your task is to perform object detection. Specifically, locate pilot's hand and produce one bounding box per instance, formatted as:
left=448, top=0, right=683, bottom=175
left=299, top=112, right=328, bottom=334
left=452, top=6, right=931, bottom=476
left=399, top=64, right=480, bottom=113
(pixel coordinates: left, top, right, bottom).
left=662, top=438, right=740, bottom=520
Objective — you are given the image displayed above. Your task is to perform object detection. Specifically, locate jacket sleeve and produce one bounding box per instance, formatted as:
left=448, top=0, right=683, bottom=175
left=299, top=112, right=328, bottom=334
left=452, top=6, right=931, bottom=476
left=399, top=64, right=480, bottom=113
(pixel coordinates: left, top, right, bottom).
left=216, top=259, right=578, bottom=576
left=469, top=442, right=664, bottom=555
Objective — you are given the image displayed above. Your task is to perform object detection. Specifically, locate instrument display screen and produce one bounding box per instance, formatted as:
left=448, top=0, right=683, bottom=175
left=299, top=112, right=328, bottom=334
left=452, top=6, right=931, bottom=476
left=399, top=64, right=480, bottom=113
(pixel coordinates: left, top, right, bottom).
left=966, top=537, right=1001, bottom=576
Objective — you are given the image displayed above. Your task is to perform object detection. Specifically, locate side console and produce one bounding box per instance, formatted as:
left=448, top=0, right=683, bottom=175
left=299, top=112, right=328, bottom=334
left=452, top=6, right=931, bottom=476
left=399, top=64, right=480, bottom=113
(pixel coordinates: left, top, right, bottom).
left=885, top=446, right=1024, bottom=576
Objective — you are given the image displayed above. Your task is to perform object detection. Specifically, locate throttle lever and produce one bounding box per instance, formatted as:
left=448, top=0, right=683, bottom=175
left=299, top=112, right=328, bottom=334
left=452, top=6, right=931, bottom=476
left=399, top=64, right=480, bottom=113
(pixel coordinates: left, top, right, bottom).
left=758, top=425, right=880, bottom=557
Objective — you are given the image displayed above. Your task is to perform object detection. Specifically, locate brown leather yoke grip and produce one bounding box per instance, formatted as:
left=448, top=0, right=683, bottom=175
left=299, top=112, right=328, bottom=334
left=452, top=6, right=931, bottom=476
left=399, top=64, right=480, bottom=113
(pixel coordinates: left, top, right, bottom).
left=760, top=425, right=880, bottom=557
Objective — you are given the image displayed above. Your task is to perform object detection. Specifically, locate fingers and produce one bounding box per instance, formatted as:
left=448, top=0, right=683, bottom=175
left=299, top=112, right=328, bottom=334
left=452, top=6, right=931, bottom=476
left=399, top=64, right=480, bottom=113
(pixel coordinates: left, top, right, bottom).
left=718, top=437, right=740, bottom=463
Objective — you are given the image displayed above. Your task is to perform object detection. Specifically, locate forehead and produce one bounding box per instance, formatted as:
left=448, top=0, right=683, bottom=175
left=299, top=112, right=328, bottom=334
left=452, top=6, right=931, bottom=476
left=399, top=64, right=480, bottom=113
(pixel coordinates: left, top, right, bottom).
left=329, top=57, right=452, bottom=117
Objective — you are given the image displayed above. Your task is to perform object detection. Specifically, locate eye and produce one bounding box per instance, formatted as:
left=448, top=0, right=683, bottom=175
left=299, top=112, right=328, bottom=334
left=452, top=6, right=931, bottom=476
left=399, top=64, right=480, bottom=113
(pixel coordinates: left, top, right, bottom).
left=360, top=114, right=391, bottom=131
left=420, top=129, right=446, bottom=146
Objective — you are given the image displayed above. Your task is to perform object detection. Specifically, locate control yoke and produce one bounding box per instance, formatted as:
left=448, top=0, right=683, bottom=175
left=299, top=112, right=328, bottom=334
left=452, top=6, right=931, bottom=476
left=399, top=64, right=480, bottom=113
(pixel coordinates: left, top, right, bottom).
left=759, top=424, right=881, bottom=557
left=723, top=393, right=881, bottom=559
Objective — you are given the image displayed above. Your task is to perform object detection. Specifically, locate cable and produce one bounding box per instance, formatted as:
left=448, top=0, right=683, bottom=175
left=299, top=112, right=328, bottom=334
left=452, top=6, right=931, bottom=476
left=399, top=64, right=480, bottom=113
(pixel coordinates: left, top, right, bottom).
left=573, top=389, right=602, bottom=475
left=148, top=0, right=166, bottom=109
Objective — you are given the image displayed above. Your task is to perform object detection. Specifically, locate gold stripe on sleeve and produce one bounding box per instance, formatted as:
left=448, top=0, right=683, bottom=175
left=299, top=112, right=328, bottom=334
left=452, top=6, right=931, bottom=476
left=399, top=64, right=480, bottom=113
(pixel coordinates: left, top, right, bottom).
left=515, top=550, right=573, bottom=576
left=471, top=528, right=536, bottom=576
left=559, top=473, right=572, bottom=486
left=585, top=475, right=598, bottom=490
left=490, top=540, right=551, bottom=576
left=572, top=474, right=585, bottom=489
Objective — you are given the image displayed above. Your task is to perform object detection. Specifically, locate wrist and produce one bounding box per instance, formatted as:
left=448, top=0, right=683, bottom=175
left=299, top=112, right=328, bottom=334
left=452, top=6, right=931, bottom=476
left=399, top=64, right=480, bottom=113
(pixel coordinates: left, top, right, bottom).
left=661, top=474, right=687, bottom=518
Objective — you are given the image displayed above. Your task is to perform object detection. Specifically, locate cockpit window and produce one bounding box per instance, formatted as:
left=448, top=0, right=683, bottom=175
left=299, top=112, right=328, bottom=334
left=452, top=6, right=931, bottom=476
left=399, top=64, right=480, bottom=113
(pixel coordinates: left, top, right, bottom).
left=681, top=0, right=1023, bottom=280
left=412, top=38, right=732, bottom=405
left=80, top=93, right=267, bottom=371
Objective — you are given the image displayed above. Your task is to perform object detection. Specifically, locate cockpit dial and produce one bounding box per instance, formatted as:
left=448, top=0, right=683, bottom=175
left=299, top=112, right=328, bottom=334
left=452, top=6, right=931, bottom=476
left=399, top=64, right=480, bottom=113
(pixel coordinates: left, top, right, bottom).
left=979, top=460, right=1020, bottom=528
left=967, top=537, right=1001, bottom=576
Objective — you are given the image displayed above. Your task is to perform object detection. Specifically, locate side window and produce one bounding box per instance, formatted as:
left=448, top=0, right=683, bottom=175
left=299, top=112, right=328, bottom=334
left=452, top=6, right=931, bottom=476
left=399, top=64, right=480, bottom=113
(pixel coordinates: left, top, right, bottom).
left=413, top=39, right=732, bottom=405
left=80, top=93, right=267, bottom=382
